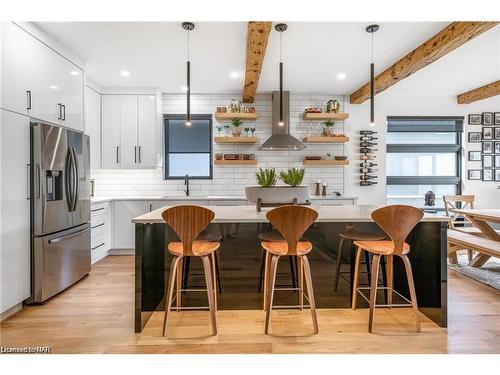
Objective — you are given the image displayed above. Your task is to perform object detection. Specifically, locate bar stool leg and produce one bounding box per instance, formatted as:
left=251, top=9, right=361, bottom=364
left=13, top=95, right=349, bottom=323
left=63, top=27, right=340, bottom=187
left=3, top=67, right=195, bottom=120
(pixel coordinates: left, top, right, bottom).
left=351, top=246, right=363, bottom=309
left=364, top=251, right=372, bottom=286
left=258, top=249, right=265, bottom=292
left=289, top=256, right=297, bottom=289
left=400, top=254, right=421, bottom=332
left=210, top=252, right=218, bottom=311
left=201, top=255, right=217, bottom=336
left=298, top=256, right=304, bottom=310
left=182, top=257, right=191, bottom=293
left=262, top=250, right=270, bottom=310
left=302, top=255, right=319, bottom=334
left=380, top=256, right=387, bottom=303
left=176, top=257, right=183, bottom=311
left=214, top=252, right=222, bottom=293
left=368, top=254, right=381, bottom=333
left=163, top=255, right=181, bottom=336
left=333, top=237, right=345, bottom=292
left=386, top=255, right=393, bottom=307
left=265, top=254, right=280, bottom=334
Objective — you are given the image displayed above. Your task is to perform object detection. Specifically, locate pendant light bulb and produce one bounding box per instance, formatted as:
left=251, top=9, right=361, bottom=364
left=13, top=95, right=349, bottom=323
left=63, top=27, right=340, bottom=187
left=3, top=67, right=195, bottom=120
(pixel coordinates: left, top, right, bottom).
left=278, top=121, right=284, bottom=127
left=185, top=120, right=192, bottom=127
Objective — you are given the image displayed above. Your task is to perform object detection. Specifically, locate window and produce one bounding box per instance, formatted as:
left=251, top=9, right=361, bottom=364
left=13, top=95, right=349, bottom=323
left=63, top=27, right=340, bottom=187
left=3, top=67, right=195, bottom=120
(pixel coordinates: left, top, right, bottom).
left=386, top=116, right=463, bottom=208
left=164, top=115, right=212, bottom=179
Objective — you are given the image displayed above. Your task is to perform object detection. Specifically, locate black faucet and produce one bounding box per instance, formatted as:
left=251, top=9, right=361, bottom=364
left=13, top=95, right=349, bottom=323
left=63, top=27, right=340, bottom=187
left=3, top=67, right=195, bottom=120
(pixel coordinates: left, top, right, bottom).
left=184, top=174, right=190, bottom=196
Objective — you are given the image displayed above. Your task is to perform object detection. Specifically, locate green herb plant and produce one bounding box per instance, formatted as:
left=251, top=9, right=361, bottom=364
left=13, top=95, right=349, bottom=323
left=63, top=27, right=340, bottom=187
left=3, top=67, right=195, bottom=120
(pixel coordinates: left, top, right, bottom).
left=279, top=167, right=305, bottom=187
left=231, top=118, right=242, bottom=127
left=255, top=168, right=277, bottom=187
left=322, top=120, right=335, bottom=128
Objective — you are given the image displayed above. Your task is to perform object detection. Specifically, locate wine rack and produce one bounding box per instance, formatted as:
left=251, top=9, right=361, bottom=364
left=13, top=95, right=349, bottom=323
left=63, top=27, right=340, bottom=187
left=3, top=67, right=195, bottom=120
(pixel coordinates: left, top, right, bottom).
left=359, top=130, right=378, bottom=186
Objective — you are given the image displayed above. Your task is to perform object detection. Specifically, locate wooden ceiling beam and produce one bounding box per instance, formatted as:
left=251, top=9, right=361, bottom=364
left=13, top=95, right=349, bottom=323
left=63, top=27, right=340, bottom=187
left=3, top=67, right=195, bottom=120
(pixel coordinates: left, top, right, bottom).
left=350, top=22, right=499, bottom=104
left=457, top=80, right=500, bottom=104
left=242, top=21, right=272, bottom=103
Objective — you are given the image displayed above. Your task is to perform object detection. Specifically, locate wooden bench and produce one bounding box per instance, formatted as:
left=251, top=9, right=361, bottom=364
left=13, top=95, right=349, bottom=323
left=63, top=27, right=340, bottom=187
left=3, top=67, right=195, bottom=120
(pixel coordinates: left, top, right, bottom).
left=447, top=229, right=500, bottom=267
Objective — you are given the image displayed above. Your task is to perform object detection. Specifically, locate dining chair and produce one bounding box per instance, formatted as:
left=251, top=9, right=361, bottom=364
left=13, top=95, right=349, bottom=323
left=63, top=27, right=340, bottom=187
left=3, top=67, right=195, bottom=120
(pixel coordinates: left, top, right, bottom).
left=443, top=195, right=477, bottom=261
left=161, top=205, right=219, bottom=336
left=352, top=205, right=423, bottom=333
left=261, top=205, right=319, bottom=334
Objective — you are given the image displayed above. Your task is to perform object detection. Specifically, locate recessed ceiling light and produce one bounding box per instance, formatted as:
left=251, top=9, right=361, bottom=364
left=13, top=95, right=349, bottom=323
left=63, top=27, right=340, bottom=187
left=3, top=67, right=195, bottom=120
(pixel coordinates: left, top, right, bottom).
left=230, top=71, right=240, bottom=79
left=120, top=70, right=130, bottom=77
left=336, top=73, right=346, bottom=80
left=181, top=86, right=188, bottom=92
left=70, top=71, right=79, bottom=76
left=149, top=95, right=155, bottom=100
left=49, top=85, right=58, bottom=90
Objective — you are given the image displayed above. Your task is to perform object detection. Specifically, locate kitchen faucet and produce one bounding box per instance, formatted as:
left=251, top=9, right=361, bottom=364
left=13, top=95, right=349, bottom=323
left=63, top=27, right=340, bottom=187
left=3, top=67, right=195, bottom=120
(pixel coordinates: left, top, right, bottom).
left=184, top=174, right=190, bottom=196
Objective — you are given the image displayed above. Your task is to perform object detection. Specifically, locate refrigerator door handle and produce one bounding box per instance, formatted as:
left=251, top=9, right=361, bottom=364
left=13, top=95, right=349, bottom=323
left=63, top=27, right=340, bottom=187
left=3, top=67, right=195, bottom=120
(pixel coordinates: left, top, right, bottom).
left=71, top=147, right=79, bottom=212
left=26, top=164, right=30, bottom=200
left=48, top=227, right=89, bottom=245
left=35, top=163, right=41, bottom=199
left=65, top=149, right=74, bottom=211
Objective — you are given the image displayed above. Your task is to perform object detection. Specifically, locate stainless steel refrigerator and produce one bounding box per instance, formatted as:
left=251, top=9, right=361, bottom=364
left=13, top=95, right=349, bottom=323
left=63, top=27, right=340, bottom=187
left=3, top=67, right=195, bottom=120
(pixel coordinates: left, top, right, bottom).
left=29, top=122, right=91, bottom=303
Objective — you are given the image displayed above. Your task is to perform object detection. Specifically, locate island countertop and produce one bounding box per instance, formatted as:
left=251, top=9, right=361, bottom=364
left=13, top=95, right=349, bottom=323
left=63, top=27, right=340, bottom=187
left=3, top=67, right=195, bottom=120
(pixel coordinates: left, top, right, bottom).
left=132, top=204, right=450, bottom=224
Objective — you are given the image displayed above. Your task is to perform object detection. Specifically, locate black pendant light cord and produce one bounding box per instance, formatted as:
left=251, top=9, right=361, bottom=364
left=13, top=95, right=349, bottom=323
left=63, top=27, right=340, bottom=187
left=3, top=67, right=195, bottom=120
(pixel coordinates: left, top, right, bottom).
left=370, top=31, right=374, bottom=125
left=276, top=23, right=287, bottom=126
left=182, top=22, right=194, bottom=126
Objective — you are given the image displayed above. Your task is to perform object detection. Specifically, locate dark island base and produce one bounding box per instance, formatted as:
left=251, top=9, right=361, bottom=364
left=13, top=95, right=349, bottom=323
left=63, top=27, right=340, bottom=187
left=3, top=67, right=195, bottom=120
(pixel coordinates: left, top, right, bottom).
left=135, top=221, right=447, bottom=332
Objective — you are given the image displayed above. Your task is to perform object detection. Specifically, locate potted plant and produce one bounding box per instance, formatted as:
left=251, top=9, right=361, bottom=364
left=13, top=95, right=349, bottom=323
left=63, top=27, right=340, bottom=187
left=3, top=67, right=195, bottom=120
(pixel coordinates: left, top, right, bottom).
left=231, top=118, right=242, bottom=137
left=322, top=119, right=335, bottom=136
left=245, top=168, right=309, bottom=206
left=280, top=167, right=305, bottom=187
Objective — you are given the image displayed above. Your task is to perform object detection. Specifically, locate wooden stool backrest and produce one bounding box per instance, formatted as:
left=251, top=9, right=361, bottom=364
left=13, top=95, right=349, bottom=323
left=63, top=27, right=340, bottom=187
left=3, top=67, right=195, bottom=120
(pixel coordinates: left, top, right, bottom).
left=442, top=195, right=475, bottom=229
left=266, top=205, right=318, bottom=255
left=371, top=205, right=423, bottom=255
left=161, top=205, right=215, bottom=256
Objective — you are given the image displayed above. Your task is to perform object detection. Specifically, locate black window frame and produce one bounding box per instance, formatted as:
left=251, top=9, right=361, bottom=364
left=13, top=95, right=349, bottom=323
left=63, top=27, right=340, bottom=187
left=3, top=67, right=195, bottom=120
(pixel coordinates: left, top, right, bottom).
left=164, top=114, right=213, bottom=180
left=386, top=116, right=464, bottom=209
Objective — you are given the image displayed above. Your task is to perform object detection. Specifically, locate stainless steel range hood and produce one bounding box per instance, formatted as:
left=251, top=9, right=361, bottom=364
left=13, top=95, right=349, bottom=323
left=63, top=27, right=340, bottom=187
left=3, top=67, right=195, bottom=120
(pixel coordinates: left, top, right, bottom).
left=259, top=91, right=305, bottom=151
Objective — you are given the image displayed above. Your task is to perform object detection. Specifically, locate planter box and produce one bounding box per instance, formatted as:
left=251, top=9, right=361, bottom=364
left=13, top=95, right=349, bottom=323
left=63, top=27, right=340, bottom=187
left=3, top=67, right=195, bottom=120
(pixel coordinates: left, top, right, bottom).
left=245, top=186, right=310, bottom=204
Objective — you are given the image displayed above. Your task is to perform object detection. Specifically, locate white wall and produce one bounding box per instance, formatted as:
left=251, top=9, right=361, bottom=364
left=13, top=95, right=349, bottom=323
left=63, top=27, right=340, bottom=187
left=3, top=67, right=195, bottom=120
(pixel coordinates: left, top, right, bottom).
left=346, top=86, right=500, bottom=208
left=91, top=93, right=350, bottom=198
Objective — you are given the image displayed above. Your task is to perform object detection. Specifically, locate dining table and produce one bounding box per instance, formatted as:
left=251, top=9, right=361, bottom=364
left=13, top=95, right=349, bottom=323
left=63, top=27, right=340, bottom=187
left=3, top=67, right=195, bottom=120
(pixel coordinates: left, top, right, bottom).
left=452, top=209, right=500, bottom=266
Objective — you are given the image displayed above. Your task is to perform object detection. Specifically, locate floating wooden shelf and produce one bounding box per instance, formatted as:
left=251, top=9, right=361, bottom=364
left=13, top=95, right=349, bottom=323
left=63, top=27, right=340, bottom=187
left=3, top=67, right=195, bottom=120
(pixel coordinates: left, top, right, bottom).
left=303, top=136, right=349, bottom=143
left=302, top=159, right=349, bottom=166
left=214, top=159, right=257, bottom=166
left=214, top=136, right=257, bottom=144
left=303, top=112, right=349, bottom=121
left=214, top=112, right=258, bottom=121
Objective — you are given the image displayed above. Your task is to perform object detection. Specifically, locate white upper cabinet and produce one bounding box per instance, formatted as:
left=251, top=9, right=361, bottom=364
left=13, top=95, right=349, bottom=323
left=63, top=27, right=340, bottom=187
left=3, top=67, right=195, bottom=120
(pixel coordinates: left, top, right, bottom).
left=84, top=87, right=102, bottom=169
left=137, top=95, right=157, bottom=167
left=101, top=95, right=121, bottom=168
left=120, top=95, right=139, bottom=168
left=101, top=94, right=156, bottom=169
left=0, top=22, right=83, bottom=131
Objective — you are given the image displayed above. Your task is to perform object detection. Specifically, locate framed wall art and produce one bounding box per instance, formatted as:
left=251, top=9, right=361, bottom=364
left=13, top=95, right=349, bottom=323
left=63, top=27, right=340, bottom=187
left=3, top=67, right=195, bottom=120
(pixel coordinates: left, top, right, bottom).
left=468, top=170, right=481, bottom=180
left=468, top=151, right=481, bottom=161
left=468, top=113, right=482, bottom=125
left=482, top=127, right=493, bottom=140
left=468, top=132, right=482, bottom=143
left=482, top=169, right=493, bottom=181
left=483, top=155, right=493, bottom=168
left=494, top=112, right=500, bottom=126
left=482, top=112, right=493, bottom=126
left=483, top=141, right=493, bottom=153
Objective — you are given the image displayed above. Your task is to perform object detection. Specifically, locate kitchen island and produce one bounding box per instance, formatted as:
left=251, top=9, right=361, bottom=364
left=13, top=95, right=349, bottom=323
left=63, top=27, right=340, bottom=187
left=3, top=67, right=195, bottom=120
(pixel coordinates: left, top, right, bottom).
left=132, top=205, right=449, bottom=332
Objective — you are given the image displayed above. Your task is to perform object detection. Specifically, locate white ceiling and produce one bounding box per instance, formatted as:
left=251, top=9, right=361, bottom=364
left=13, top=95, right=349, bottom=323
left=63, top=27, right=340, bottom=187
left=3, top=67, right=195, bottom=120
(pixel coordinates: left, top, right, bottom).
left=34, top=22, right=499, bottom=96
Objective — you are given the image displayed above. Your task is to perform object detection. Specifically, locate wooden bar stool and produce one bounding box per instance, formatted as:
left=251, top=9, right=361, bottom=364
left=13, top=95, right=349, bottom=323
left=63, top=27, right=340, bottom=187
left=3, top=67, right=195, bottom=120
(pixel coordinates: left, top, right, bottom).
left=261, top=205, right=319, bottom=335
left=352, top=205, right=423, bottom=333
left=333, top=224, right=386, bottom=292
left=161, top=205, right=219, bottom=336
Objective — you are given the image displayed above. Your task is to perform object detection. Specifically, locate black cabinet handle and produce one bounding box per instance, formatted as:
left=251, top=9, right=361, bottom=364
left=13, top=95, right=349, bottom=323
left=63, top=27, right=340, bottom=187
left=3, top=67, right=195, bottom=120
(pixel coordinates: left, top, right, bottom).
left=91, top=207, right=105, bottom=212
left=26, top=91, right=32, bottom=110
left=62, top=105, right=66, bottom=120
left=91, top=222, right=105, bottom=229
left=139, top=146, right=141, bottom=163
left=91, top=242, right=105, bottom=251
left=134, top=146, right=137, bottom=163
left=57, top=104, right=62, bottom=120
left=116, top=146, right=119, bottom=164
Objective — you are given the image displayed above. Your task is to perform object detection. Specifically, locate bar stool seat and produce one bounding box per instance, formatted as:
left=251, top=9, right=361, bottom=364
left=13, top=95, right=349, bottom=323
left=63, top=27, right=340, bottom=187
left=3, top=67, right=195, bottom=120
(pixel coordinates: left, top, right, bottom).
left=168, top=241, right=220, bottom=256
left=261, top=240, right=312, bottom=256
left=354, top=240, right=410, bottom=255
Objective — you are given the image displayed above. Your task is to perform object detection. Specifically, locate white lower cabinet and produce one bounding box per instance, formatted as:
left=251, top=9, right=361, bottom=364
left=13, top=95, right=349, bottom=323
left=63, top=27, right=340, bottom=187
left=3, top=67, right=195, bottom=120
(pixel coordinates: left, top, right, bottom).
left=0, top=109, right=31, bottom=313
left=90, top=202, right=110, bottom=264
left=112, top=200, right=153, bottom=250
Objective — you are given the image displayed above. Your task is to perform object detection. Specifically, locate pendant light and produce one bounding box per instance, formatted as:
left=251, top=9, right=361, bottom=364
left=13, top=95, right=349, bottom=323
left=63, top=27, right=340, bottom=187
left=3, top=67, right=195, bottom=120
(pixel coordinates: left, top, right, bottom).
left=276, top=23, right=287, bottom=127
left=182, top=22, right=194, bottom=127
left=366, top=24, right=379, bottom=127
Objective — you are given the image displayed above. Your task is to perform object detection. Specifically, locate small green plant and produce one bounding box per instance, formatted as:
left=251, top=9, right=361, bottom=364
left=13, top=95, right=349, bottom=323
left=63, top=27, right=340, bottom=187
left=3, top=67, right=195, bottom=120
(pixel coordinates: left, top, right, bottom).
left=322, top=120, right=335, bottom=128
left=279, top=167, right=305, bottom=187
left=231, top=118, right=242, bottom=127
left=256, top=168, right=277, bottom=187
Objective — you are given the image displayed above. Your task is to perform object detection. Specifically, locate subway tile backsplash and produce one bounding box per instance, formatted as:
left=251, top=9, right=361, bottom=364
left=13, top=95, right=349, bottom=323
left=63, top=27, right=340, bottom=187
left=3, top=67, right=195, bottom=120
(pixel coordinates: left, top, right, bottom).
left=91, top=93, right=348, bottom=197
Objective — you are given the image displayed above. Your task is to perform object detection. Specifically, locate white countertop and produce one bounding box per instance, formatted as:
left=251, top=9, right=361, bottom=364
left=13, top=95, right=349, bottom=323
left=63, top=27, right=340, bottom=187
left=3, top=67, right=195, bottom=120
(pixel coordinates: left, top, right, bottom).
left=132, top=204, right=450, bottom=224
left=91, top=195, right=358, bottom=204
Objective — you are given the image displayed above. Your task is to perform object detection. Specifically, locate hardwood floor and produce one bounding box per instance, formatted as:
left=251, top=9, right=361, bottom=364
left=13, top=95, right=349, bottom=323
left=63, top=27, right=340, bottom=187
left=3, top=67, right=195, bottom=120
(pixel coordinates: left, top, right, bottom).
left=0, top=255, right=498, bottom=354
